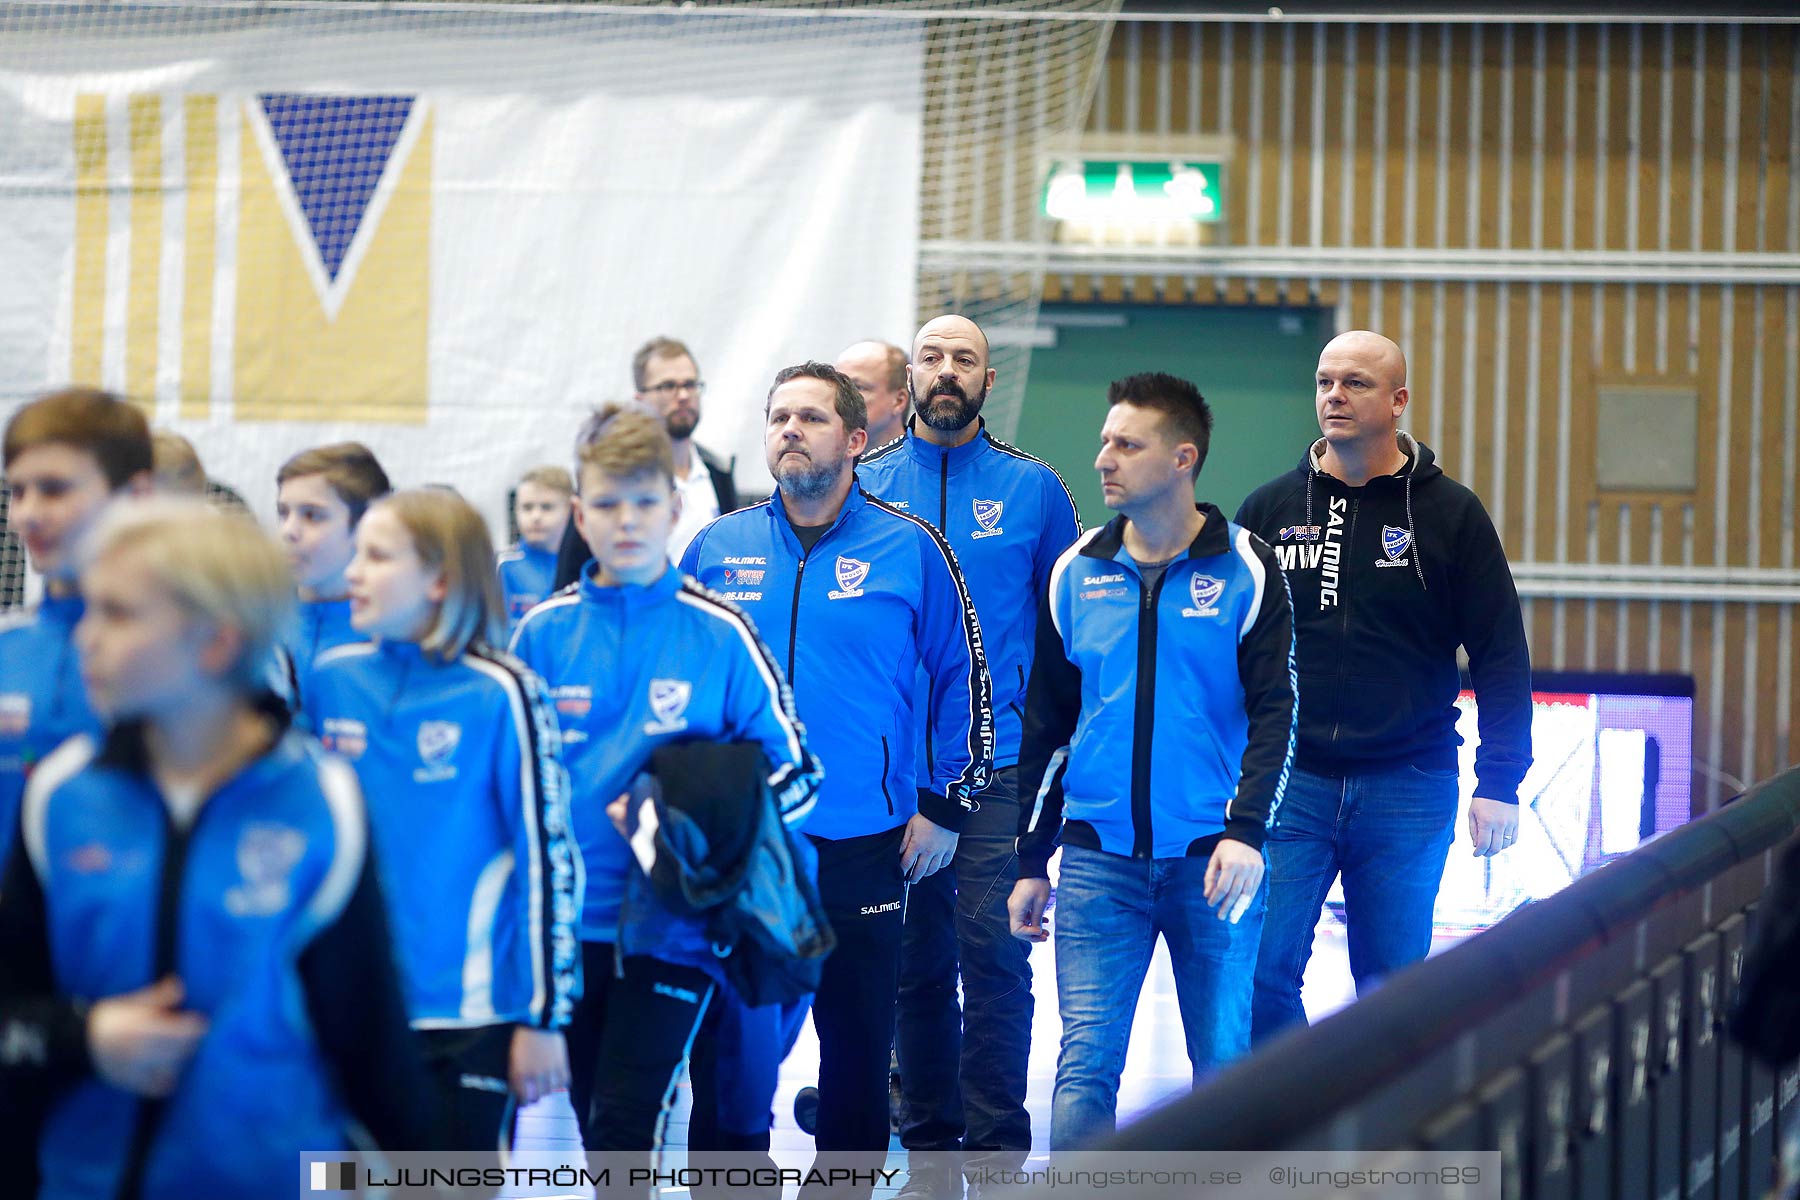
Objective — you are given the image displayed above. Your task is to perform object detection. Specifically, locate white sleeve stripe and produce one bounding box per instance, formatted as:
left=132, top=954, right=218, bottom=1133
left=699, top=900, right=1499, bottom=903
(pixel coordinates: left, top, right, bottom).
left=463, top=652, right=550, bottom=1025
left=672, top=587, right=806, bottom=769
left=1047, top=528, right=1107, bottom=641
left=298, top=750, right=369, bottom=940
left=314, top=641, right=379, bottom=670
left=21, top=735, right=98, bottom=882
left=510, top=592, right=581, bottom=649
left=1234, top=526, right=1268, bottom=642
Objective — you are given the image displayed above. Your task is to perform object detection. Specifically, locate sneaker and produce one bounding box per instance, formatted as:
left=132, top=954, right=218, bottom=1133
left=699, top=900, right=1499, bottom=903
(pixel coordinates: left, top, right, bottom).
left=793, top=1085, right=820, bottom=1136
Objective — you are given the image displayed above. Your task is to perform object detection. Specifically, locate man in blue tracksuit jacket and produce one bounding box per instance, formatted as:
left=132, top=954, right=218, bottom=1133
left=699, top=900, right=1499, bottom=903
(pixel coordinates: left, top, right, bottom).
left=1, top=388, right=155, bottom=870
left=511, top=400, right=822, bottom=1157
left=682, top=362, right=993, bottom=1189
left=857, top=314, right=1080, bottom=1175
left=0, top=705, right=438, bottom=1199
left=1010, top=373, right=1295, bottom=1150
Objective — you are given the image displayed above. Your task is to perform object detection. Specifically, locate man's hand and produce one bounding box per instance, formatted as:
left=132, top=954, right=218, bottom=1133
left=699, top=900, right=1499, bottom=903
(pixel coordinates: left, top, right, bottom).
left=1203, top=838, right=1265, bottom=923
left=508, top=1026, right=570, bottom=1106
left=1469, top=796, right=1520, bottom=857
left=1008, top=877, right=1052, bottom=942
left=899, top=812, right=958, bottom=882
left=87, top=976, right=209, bottom=1098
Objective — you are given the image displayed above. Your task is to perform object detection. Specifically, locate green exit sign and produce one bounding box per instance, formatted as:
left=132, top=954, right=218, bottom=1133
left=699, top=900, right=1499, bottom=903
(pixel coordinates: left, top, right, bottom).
left=1042, top=158, right=1223, bottom=223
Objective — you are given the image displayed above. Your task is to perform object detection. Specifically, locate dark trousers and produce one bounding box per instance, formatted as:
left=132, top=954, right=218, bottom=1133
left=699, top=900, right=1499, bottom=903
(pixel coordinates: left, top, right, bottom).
left=563, top=944, right=714, bottom=1154
left=895, top=768, right=1033, bottom=1157
left=802, top=824, right=907, bottom=1198
left=419, top=1024, right=517, bottom=1156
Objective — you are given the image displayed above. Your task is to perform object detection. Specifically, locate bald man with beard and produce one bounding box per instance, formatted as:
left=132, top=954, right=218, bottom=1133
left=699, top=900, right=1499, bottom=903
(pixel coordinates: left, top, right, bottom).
left=1234, top=331, right=1533, bottom=1042
left=858, top=315, right=1081, bottom=1191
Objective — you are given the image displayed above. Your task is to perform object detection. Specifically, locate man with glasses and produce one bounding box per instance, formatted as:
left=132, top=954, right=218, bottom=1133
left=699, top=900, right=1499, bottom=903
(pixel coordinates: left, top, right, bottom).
left=553, top=336, right=741, bottom=585
left=634, top=336, right=739, bottom=562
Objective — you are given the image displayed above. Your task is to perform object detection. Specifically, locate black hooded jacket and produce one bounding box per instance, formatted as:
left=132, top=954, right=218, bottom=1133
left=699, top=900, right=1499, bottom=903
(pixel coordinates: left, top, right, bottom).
left=1234, top=434, right=1532, bottom=802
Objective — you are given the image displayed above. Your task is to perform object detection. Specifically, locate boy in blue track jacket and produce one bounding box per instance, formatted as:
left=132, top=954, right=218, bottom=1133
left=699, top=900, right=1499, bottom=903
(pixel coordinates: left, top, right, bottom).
left=274, top=442, right=389, bottom=709
left=497, top=465, right=573, bottom=631
left=857, top=315, right=1081, bottom=1172
left=1010, top=373, right=1296, bottom=1150
left=682, top=362, right=993, bottom=1189
left=0, top=500, right=437, bottom=1200
left=307, top=487, right=580, bottom=1152
left=511, top=403, right=820, bottom=1157
left=0, top=389, right=153, bottom=870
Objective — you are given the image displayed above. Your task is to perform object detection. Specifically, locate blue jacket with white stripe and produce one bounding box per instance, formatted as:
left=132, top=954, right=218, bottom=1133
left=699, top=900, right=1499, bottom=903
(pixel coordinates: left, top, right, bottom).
left=856, top=419, right=1081, bottom=770
left=680, top=481, right=994, bottom=841
left=498, top=543, right=559, bottom=632
left=1016, top=504, right=1297, bottom=877
left=0, top=592, right=100, bottom=868
left=278, top=597, right=364, bottom=712
left=510, top=566, right=820, bottom=947
left=305, top=640, right=581, bottom=1030
left=0, top=710, right=437, bottom=1199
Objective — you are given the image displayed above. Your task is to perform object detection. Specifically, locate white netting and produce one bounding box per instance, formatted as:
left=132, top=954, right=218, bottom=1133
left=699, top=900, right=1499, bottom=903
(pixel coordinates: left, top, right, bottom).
left=0, top=0, right=1115, bottom=608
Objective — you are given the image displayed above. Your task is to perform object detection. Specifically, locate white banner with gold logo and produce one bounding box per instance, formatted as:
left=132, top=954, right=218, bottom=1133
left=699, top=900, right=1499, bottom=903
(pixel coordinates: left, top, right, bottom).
left=0, top=6, right=922, bottom=532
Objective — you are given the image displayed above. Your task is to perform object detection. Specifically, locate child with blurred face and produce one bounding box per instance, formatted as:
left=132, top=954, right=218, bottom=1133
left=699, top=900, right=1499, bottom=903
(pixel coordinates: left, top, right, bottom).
left=311, top=489, right=580, bottom=1158
left=1, top=499, right=436, bottom=1197
left=498, top=466, right=575, bottom=631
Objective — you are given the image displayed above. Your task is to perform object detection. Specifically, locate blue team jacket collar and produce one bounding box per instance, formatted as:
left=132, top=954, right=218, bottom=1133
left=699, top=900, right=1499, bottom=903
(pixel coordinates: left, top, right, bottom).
left=900, top=416, right=990, bottom=473
left=370, top=638, right=458, bottom=668
left=37, top=588, right=85, bottom=627
left=1082, top=502, right=1232, bottom=565
left=578, top=560, right=682, bottom=609
left=767, top=477, right=869, bottom=552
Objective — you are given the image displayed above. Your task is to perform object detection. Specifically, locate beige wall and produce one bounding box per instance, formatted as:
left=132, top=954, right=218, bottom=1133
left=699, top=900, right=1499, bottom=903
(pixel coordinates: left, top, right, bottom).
left=1054, top=21, right=1800, bottom=805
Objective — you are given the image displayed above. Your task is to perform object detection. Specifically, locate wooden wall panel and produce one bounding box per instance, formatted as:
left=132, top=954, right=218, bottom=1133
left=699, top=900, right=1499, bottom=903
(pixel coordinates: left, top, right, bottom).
left=1062, top=19, right=1800, bottom=802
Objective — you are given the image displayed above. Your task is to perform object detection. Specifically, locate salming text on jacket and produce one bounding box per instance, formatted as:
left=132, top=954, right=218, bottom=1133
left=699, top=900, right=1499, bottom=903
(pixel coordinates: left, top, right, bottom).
left=680, top=481, right=994, bottom=841
left=0, top=709, right=437, bottom=1199
left=306, top=640, right=580, bottom=1029
left=510, top=566, right=820, bottom=946
left=1233, top=435, right=1532, bottom=801
left=1016, top=505, right=1296, bottom=878
left=498, top=542, right=558, bottom=631
left=0, top=592, right=100, bottom=867
left=857, top=417, right=1081, bottom=770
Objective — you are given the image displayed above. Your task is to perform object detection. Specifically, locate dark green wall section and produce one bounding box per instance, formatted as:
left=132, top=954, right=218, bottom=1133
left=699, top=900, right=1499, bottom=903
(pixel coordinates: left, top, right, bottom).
left=1011, top=304, right=1334, bottom=528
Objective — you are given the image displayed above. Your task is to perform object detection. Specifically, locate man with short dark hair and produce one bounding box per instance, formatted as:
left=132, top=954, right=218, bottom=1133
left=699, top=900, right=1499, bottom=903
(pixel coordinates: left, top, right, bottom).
left=682, top=362, right=992, bottom=1194
left=836, top=339, right=910, bottom=450
left=1010, top=372, right=1295, bottom=1150
left=858, top=314, right=1081, bottom=1188
left=1238, top=331, right=1532, bottom=1043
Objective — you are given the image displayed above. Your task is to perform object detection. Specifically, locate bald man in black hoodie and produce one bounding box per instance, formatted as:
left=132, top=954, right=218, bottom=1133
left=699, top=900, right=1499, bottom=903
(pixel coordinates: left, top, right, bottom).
left=1236, top=331, right=1533, bottom=1042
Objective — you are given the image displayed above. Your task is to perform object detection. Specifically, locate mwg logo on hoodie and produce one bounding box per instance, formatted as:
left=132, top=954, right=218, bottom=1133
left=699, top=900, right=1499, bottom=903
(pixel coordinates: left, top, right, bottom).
left=1319, top=496, right=1347, bottom=609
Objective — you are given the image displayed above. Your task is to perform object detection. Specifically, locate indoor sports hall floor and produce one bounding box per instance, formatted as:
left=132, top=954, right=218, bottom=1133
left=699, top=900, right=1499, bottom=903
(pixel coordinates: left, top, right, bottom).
left=509, top=911, right=1456, bottom=1196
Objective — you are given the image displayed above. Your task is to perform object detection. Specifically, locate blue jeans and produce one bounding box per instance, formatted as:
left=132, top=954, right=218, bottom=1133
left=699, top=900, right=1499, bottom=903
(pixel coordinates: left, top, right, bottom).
left=1250, top=763, right=1459, bottom=1045
left=1050, top=842, right=1264, bottom=1150
left=896, top=767, right=1034, bottom=1155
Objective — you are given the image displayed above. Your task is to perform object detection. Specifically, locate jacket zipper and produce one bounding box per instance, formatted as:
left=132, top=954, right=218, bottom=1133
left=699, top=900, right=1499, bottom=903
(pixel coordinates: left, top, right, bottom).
left=923, top=452, right=949, bottom=771
left=1131, top=564, right=1169, bottom=859
left=786, top=555, right=807, bottom=687
left=879, top=736, right=894, bottom=815
left=118, top=790, right=201, bottom=1199
left=1329, top=495, right=1360, bottom=745
left=1009, top=664, right=1026, bottom=725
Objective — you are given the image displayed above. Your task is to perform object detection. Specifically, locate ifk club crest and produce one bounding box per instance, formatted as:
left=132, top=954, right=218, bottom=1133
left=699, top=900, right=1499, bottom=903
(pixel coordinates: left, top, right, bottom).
left=972, top=498, right=1005, bottom=539
left=1183, top=573, right=1225, bottom=618
left=830, top=556, right=871, bottom=599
